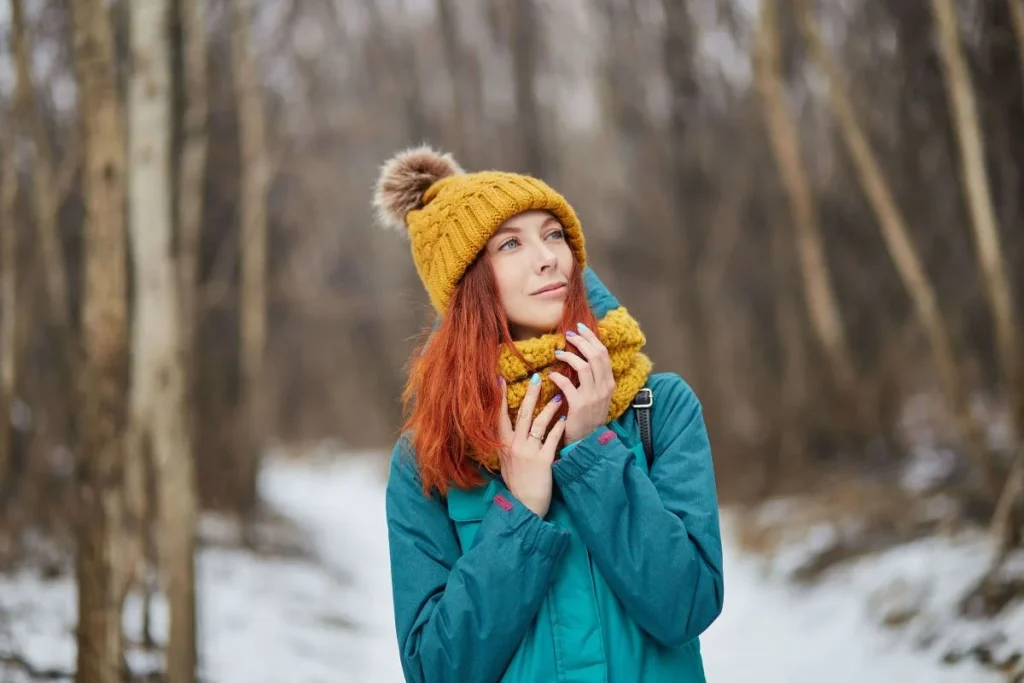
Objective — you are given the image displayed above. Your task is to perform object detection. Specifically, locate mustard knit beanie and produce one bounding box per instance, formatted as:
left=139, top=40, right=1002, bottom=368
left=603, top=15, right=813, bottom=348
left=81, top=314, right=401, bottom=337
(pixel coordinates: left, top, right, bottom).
left=372, top=145, right=588, bottom=313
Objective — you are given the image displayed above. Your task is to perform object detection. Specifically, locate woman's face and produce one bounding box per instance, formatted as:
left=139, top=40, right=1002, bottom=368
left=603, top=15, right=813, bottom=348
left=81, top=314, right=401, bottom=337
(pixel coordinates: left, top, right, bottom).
left=485, top=209, right=574, bottom=340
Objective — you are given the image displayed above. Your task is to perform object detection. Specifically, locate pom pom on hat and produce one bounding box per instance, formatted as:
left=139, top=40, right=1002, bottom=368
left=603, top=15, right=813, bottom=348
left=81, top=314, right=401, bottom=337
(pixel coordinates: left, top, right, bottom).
left=372, top=144, right=464, bottom=233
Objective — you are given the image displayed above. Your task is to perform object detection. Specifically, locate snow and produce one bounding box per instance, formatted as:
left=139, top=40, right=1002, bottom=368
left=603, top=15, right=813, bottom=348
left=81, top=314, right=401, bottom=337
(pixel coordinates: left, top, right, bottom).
left=1, top=452, right=1020, bottom=682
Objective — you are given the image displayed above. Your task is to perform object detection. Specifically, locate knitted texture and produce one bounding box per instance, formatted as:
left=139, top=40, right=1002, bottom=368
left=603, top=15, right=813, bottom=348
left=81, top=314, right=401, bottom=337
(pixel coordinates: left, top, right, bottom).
left=374, top=146, right=587, bottom=313
left=482, top=306, right=653, bottom=470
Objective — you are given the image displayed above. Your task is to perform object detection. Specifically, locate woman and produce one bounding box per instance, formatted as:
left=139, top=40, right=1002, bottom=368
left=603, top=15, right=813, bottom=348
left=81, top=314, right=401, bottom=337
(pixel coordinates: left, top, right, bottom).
left=375, top=146, right=724, bottom=683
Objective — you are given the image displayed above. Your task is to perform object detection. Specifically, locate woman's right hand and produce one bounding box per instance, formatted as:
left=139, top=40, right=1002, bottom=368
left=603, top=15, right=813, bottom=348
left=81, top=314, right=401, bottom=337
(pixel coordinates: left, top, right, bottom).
left=498, top=374, right=567, bottom=519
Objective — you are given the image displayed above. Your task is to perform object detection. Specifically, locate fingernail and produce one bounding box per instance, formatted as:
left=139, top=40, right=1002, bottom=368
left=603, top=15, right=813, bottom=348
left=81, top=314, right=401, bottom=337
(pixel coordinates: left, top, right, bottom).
left=559, top=415, right=567, bottom=421
left=499, top=377, right=505, bottom=387
left=553, top=394, right=562, bottom=403
left=530, top=373, right=540, bottom=385
left=565, top=330, right=577, bottom=338
left=577, top=322, right=590, bottom=333
left=554, top=349, right=564, bottom=355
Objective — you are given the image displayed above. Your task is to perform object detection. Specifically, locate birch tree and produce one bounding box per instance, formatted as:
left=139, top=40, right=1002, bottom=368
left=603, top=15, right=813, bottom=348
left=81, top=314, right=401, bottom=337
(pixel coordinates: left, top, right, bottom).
left=69, top=0, right=130, bottom=679
left=128, top=1, right=200, bottom=679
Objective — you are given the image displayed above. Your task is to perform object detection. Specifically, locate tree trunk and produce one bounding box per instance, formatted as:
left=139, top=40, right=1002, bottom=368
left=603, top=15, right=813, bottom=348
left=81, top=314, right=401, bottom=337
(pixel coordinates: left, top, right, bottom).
left=13, top=0, right=72, bottom=334
left=11, top=0, right=77, bottom=444
left=753, top=0, right=859, bottom=414
left=435, top=0, right=470, bottom=160
left=794, top=0, right=1000, bottom=496
left=0, top=133, right=16, bottom=502
left=771, top=194, right=809, bottom=485
left=231, top=0, right=269, bottom=516
left=128, top=2, right=199, bottom=678
left=509, top=0, right=547, bottom=177
left=177, top=0, right=209, bottom=417
left=930, top=0, right=1024, bottom=544
left=661, top=0, right=709, bottom=394
left=69, top=0, right=130, bottom=680
left=1010, top=0, right=1024, bottom=97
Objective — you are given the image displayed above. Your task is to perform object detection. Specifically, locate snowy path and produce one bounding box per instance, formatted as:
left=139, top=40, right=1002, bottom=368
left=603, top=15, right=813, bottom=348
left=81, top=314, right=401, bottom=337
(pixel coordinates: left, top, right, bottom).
left=263, top=454, right=1007, bottom=683
left=0, top=453, right=1015, bottom=682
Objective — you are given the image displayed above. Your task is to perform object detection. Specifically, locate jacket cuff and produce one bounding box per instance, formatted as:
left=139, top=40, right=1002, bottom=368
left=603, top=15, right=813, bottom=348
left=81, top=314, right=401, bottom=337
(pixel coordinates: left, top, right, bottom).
left=491, top=491, right=570, bottom=559
left=552, top=427, right=618, bottom=488
left=559, top=437, right=583, bottom=458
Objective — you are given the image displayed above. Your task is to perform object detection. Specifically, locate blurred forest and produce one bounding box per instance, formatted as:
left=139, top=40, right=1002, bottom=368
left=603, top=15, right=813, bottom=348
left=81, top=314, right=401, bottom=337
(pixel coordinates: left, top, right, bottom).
left=0, top=0, right=1023, bottom=680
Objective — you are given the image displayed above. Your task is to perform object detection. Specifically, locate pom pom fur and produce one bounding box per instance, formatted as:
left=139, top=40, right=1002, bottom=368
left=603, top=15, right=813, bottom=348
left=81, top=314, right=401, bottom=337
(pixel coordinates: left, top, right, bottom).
left=373, top=145, right=464, bottom=233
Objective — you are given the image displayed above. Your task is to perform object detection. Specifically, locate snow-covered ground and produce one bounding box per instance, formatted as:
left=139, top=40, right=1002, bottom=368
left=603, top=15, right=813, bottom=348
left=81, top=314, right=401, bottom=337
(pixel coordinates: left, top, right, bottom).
left=1, top=452, right=1020, bottom=682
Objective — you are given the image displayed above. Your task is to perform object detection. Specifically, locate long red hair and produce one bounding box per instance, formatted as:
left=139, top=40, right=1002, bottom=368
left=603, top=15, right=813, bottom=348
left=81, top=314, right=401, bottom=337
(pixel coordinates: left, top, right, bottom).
left=400, top=256, right=599, bottom=497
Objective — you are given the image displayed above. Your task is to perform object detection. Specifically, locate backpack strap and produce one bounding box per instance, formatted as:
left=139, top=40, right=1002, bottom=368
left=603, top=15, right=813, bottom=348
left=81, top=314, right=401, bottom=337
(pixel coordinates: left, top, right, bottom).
left=632, top=387, right=654, bottom=468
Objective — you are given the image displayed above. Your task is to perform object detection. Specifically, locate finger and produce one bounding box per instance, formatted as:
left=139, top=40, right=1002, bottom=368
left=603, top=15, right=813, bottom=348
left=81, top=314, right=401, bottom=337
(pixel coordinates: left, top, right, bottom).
left=564, top=333, right=598, bottom=386
left=542, top=416, right=568, bottom=460
left=498, top=377, right=513, bottom=443
left=514, top=373, right=543, bottom=440
left=529, top=395, right=563, bottom=442
left=574, top=321, right=602, bottom=348
left=548, top=371, right=580, bottom=402
left=553, top=349, right=591, bottom=382
left=569, top=326, right=612, bottom=386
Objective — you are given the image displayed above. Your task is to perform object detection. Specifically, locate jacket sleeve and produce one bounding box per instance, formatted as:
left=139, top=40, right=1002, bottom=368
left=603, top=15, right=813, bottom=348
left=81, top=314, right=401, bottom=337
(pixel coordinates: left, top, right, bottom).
left=551, top=374, right=724, bottom=647
left=386, top=438, right=570, bottom=683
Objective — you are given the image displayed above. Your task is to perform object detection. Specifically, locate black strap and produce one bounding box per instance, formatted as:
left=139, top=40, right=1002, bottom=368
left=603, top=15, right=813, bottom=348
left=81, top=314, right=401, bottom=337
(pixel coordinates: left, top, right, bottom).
left=632, top=388, right=654, bottom=468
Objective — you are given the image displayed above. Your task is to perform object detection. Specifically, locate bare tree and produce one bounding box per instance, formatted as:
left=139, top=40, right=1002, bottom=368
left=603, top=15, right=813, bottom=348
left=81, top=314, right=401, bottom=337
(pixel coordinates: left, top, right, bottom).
left=0, top=127, right=16, bottom=500
left=69, top=0, right=131, bottom=679
left=231, top=0, right=269, bottom=515
left=1010, top=0, right=1024, bottom=96
left=435, top=0, right=471, bottom=160
left=11, top=0, right=77, bottom=391
left=753, top=0, right=859, bottom=412
left=177, top=0, right=210, bottom=405
left=931, top=0, right=1024, bottom=544
left=128, top=1, right=200, bottom=679
left=793, top=0, right=999, bottom=496
left=509, top=0, right=548, bottom=177
left=661, top=0, right=709, bottom=393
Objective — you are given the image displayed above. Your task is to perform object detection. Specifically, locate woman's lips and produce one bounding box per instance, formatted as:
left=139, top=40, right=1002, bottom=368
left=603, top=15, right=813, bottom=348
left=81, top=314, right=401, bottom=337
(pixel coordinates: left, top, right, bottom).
left=531, top=283, right=567, bottom=298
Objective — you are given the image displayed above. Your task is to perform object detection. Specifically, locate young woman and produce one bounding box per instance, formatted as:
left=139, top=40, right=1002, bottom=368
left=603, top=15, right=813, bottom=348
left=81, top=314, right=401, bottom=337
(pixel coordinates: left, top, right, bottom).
left=375, top=146, right=724, bottom=683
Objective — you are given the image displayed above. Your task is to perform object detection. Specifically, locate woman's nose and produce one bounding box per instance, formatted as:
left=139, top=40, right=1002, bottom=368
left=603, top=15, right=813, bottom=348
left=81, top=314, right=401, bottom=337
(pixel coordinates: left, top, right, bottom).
left=535, top=244, right=558, bottom=270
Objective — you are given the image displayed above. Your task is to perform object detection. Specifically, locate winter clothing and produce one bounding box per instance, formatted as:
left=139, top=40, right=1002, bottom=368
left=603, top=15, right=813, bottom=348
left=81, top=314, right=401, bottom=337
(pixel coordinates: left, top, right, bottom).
left=494, top=299, right=652, bottom=471
left=372, top=145, right=587, bottom=313
left=384, top=267, right=724, bottom=682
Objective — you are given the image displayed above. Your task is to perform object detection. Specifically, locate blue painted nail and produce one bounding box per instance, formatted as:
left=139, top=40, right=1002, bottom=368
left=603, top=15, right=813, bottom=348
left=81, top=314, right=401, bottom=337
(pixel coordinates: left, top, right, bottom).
left=553, top=394, right=562, bottom=403
left=530, top=373, right=540, bottom=385
left=554, top=349, right=564, bottom=355
left=559, top=415, right=567, bottom=421
left=565, top=330, right=577, bottom=337
left=577, top=322, right=590, bottom=333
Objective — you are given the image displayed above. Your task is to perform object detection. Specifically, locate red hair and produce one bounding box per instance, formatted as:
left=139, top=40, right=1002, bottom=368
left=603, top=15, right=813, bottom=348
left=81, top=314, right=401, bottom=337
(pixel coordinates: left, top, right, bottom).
left=400, top=257, right=599, bottom=497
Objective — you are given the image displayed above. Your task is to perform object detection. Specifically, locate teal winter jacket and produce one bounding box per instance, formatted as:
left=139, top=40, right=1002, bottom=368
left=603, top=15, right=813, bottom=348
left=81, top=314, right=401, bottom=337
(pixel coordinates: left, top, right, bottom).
left=385, top=268, right=724, bottom=683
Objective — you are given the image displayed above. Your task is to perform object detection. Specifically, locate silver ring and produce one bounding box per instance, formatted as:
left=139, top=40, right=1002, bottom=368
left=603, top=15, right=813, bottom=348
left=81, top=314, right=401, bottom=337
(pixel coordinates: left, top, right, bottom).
left=528, top=432, right=543, bottom=441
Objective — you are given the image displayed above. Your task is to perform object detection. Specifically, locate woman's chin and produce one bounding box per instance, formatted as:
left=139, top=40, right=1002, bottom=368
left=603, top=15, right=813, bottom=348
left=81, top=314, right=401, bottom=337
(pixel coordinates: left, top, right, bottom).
left=510, top=318, right=563, bottom=340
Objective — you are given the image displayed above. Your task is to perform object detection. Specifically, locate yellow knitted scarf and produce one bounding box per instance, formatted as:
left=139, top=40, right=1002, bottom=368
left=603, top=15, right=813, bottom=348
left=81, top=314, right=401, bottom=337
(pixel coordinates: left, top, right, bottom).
left=485, top=306, right=653, bottom=470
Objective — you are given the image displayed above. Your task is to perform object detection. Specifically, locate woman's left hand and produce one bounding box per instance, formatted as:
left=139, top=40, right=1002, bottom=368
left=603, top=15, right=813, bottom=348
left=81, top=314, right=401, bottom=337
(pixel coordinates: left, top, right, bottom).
left=548, top=322, right=615, bottom=444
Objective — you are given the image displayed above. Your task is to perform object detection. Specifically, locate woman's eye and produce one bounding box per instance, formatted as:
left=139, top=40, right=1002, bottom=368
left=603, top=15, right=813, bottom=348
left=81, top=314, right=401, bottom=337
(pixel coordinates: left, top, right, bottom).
left=499, top=238, right=520, bottom=251
left=546, top=229, right=566, bottom=240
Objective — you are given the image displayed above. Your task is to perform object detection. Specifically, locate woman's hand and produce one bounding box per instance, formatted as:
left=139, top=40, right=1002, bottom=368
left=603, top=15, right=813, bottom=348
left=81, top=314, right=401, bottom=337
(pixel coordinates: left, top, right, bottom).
left=548, top=322, right=615, bottom=444
left=498, top=375, right=567, bottom=519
